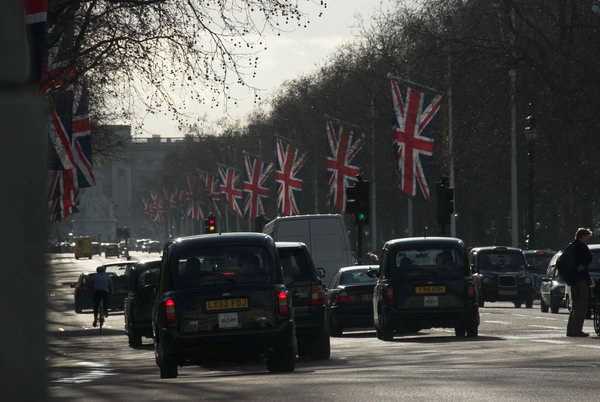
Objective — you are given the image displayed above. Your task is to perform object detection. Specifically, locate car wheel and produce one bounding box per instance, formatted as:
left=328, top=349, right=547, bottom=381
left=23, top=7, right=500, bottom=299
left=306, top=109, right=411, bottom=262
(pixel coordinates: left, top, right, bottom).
left=128, top=330, right=142, bottom=348
left=379, top=313, right=394, bottom=341
left=540, top=298, right=549, bottom=313
left=550, top=299, right=559, bottom=314
left=466, top=323, right=478, bottom=337
left=594, top=307, right=600, bottom=336
left=310, top=332, right=331, bottom=360
left=75, top=257, right=79, bottom=260
left=478, top=299, right=485, bottom=308
left=329, top=317, right=343, bottom=337
left=525, top=298, right=533, bottom=309
left=155, top=336, right=178, bottom=379
left=455, top=326, right=466, bottom=337
left=74, top=300, right=82, bottom=314
left=267, top=341, right=296, bottom=372
left=514, top=302, right=522, bottom=308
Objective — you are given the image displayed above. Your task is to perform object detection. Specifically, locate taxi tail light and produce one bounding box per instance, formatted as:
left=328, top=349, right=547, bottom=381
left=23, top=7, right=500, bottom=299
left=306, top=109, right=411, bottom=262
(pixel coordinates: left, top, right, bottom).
left=466, top=283, right=476, bottom=298
left=336, top=291, right=357, bottom=304
left=384, top=285, right=395, bottom=303
left=165, top=299, right=177, bottom=326
left=309, top=285, right=326, bottom=305
left=277, top=291, right=290, bottom=317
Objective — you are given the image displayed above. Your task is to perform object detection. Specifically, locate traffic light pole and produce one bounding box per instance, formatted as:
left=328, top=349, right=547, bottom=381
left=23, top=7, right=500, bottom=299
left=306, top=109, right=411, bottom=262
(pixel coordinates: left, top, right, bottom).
left=357, top=224, right=363, bottom=264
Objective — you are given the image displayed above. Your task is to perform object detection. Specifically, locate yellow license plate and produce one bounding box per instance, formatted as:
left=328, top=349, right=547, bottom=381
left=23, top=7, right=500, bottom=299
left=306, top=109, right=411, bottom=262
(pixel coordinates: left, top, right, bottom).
left=415, top=286, right=446, bottom=294
left=205, top=298, right=249, bottom=311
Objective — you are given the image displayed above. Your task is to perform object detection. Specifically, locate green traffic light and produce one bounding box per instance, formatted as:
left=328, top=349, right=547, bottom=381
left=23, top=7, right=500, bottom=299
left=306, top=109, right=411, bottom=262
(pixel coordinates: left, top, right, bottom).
left=358, top=213, right=367, bottom=221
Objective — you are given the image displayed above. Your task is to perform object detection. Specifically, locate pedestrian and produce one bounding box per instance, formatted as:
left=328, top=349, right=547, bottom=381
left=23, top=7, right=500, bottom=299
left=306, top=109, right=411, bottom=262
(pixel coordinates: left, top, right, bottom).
left=566, top=228, right=593, bottom=337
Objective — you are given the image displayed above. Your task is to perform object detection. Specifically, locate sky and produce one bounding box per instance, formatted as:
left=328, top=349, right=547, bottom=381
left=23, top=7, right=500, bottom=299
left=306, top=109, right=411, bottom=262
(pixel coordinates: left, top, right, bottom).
left=131, top=0, right=392, bottom=137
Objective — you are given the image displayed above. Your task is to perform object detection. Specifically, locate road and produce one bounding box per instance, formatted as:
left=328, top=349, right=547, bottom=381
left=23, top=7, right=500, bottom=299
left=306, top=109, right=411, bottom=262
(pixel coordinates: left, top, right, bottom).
left=48, top=253, right=600, bottom=401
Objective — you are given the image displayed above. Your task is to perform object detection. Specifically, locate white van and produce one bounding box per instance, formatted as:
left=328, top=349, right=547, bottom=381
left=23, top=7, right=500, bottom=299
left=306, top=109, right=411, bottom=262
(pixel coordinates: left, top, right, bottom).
left=263, top=214, right=354, bottom=286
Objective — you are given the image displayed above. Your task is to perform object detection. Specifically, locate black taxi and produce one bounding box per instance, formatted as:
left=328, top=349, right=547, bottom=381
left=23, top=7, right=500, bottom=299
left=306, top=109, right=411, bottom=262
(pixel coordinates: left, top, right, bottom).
left=152, top=233, right=296, bottom=378
left=470, top=246, right=534, bottom=308
left=371, top=237, right=479, bottom=340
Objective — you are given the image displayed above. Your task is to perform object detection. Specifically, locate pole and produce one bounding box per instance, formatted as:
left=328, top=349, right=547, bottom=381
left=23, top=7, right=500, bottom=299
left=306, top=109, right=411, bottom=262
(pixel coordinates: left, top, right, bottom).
left=357, top=224, right=363, bottom=264
left=510, top=68, right=518, bottom=247
left=314, top=161, right=319, bottom=213
left=447, top=55, right=456, bottom=238
left=408, top=197, right=414, bottom=237
left=528, top=140, right=535, bottom=248
left=370, top=98, right=377, bottom=249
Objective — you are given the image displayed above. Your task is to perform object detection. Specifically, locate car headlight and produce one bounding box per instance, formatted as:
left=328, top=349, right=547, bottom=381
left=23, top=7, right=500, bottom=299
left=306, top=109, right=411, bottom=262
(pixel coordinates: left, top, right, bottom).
left=482, top=277, right=491, bottom=284
left=524, top=276, right=532, bottom=284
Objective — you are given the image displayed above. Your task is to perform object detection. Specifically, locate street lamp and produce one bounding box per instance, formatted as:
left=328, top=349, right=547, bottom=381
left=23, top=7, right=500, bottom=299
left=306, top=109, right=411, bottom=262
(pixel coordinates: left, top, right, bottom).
left=524, top=103, right=537, bottom=249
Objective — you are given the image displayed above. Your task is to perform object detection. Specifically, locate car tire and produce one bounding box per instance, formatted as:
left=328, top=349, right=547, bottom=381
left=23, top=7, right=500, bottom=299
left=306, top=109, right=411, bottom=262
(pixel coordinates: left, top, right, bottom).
left=478, top=299, right=485, bottom=308
left=540, top=298, right=549, bottom=313
left=379, top=313, right=394, bottom=341
left=594, top=307, right=600, bottom=336
left=455, top=326, right=466, bottom=337
left=550, top=299, right=559, bottom=314
left=155, top=336, right=178, bottom=379
left=466, top=323, right=478, bottom=337
left=329, top=317, right=343, bottom=337
left=514, top=302, right=522, bottom=308
left=310, top=332, right=331, bottom=360
left=525, top=298, right=534, bottom=309
left=75, top=257, right=79, bottom=260
left=128, top=330, right=142, bottom=348
left=267, top=341, right=295, bottom=372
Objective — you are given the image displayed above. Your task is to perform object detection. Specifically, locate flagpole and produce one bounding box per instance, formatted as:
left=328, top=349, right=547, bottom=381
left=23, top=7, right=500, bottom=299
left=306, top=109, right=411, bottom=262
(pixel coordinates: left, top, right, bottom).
left=448, top=54, right=456, bottom=238
left=370, top=97, right=377, bottom=250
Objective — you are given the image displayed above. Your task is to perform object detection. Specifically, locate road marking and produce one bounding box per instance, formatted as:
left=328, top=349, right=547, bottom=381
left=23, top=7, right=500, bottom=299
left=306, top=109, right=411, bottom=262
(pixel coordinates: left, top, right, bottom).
left=528, top=325, right=564, bottom=330
left=484, top=320, right=509, bottom=325
left=531, top=316, right=560, bottom=321
left=577, top=344, right=600, bottom=350
left=512, top=314, right=528, bottom=317
left=530, top=339, right=569, bottom=345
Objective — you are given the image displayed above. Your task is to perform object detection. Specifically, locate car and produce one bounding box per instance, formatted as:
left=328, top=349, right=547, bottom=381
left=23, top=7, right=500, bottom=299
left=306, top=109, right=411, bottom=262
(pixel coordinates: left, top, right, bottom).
left=539, top=252, right=567, bottom=313
left=91, top=242, right=102, bottom=255
left=327, top=265, right=378, bottom=336
left=372, top=237, right=479, bottom=340
left=523, top=249, right=556, bottom=298
left=148, top=241, right=162, bottom=253
left=123, top=259, right=162, bottom=347
left=105, top=244, right=120, bottom=258
left=470, top=246, right=535, bottom=308
left=564, top=244, right=600, bottom=317
left=276, top=242, right=330, bottom=360
left=152, top=233, right=297, bottom=379
left=72, top=261, right=135, bottom=313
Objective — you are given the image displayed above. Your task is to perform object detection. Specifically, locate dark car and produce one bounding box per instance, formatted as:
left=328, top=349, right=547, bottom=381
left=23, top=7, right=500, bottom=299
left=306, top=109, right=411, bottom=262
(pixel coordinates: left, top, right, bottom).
left=276, top=242, right=329, bottom=360
left=523, top=249, right=556, bottom=298
left=105, top=244, right=120, bottom=258
left=148, top=241, right=161, bottom=253
left=470, top=246, right=535, bottom=308
left=123, top=259, right=162, bottom=347
left=372, top=237, right=479, bottom=340
left=327, top=265, right=377, bottom=336
left=540, top=252, right=567, bottom=313
left=152, top=233, right=296, bottom=378
left=72, top=261, right=135, bottom=313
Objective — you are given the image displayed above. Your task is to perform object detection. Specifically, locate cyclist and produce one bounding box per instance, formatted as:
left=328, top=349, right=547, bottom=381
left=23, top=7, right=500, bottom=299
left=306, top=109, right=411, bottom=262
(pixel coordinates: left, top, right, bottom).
left=90, top=266, right=113, bottom=327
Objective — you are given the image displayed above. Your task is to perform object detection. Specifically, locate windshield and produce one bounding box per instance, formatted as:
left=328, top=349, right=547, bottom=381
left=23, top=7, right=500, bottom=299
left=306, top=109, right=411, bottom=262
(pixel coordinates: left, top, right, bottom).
left=477, top=251, right=526, bottom=272
left=340, top=269, right=375, bottom=285
left=524, top=252, right=555, bottom=273
left=388, top=247, right=468, bottom=277
left=172, top=245, right=275, bottom=288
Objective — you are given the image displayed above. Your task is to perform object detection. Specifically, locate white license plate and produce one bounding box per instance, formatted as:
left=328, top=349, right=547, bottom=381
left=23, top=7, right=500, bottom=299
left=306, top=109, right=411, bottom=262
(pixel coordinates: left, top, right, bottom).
left=218, top=312, right=239, bottom=329
left=499, top=290, right=517, bottom=295
left=424, top=296, right=439, bottom=307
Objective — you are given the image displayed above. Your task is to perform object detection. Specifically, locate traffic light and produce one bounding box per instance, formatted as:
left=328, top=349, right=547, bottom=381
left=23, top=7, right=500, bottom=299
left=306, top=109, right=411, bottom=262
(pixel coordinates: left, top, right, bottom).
left=345, top=176, right=370, bottom=225
left=436, top=176, right=454, bottom=226
left=204, top=214, right=217, bottom=233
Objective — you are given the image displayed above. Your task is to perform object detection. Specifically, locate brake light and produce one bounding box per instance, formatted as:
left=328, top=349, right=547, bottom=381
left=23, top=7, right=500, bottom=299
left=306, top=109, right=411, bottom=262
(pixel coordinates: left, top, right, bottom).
left=336, top=291, right=357, bottom=304
left=165, top=299, right=176, bottom=326
left=384, top=285, right=395, bottom=303
left=309, top=285, right=326, bottom=305
left=277, top=291, right=290, bottom=317
left=466, top=283, right=475, bottom=297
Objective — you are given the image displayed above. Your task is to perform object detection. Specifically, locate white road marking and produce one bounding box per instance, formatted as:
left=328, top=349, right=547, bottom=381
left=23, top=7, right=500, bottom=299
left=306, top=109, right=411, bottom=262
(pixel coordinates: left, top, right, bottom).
left=530, top=339, right=569, bottom=345
left=512, top=314, right=528, bottom=317
left=531, top=316, right=560, bottom=321
left=484, top=320, right=509, bottom=325
left=576, top=344, right=600, bottom=350
left=528, top=325, right=564, bottom=330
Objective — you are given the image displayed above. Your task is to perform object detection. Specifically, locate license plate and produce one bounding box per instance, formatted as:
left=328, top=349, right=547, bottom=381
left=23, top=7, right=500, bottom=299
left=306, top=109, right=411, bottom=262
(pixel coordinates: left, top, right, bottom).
left=415, top=285, right=446, bottom=294
left=498, top=289, right=517, bottom=295
left=424, top=296, right=439, bottom=307
left=361, top=294, right=372, bottom=302
left=205, top=298, right=249, bottom=311
left=218, top=312, right=239, bottom=329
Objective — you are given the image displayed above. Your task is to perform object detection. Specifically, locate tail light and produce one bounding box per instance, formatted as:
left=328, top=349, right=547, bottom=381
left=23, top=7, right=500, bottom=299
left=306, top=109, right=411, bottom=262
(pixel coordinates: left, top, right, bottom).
left=277, top=291, right=290, bottom=317
left=466, top=283, right=476, bottom=298
left=383, top=285, right=395, bottom=303
left=309, top=285, right=326, bottom=305
left=336, top=291, right=357, bottom=304
left=165, top=299, right=176, bottom=326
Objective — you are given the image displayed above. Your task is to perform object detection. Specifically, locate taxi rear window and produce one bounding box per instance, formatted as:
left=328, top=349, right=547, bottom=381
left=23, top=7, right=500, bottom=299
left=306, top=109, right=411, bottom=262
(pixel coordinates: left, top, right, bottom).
left=340, top=269, right=375, bottom=285
left=477, top=251, right=526, bottom=271
left=390, top=247, right=469, bottom=276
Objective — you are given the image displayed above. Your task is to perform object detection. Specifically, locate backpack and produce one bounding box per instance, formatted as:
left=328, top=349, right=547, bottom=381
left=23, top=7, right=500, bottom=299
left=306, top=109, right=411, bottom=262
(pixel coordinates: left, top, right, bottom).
left=556, top=244, right=576, bottom=285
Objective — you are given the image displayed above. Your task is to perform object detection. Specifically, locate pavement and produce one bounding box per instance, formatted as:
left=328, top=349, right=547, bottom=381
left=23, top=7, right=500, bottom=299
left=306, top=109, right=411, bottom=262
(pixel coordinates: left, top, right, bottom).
left=47, top=253, right=600, bottom=401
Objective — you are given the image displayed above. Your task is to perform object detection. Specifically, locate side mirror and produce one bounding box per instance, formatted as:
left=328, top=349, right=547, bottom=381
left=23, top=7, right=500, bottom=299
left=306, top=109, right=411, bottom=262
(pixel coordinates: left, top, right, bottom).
left=316, top=267, right=326, bottom=279
left=283, top=275, right=294, bottom=286
left=366, top=268, right=379, bottom=278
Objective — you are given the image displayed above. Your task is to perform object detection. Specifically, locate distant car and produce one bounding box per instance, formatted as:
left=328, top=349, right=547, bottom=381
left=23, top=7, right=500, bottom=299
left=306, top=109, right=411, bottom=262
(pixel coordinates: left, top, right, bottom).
left=276, top=242, right=330, bottom=359
left=123, top=259, right=162, bottom=347
left=539, top=252, right=567, bottom=313
left=105, top=244, right=120, bottom=258
left=152, top=233, right=296, bottom=378
left=72, top=261, right=136, bottom=313
left=148, top=241, right=162, bottom=253
left=327, top=265, right=378, bottom=336
left=372, top=237, right=479, bottom=340
left=523, top=249, right=556, bottom=298
left=470, top=246, right=535, bottom=308
left=91, top=242, right=102, bottom=255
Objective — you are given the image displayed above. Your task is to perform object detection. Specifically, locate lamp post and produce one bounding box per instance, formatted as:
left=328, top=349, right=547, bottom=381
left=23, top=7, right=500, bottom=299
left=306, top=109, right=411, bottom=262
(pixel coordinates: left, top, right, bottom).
left=524, top=103, right=537, bottom=249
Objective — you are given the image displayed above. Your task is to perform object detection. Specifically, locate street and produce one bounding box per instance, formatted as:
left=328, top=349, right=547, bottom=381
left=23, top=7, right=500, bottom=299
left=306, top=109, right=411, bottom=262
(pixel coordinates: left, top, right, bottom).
left=48, top=254, right=600, bottom=401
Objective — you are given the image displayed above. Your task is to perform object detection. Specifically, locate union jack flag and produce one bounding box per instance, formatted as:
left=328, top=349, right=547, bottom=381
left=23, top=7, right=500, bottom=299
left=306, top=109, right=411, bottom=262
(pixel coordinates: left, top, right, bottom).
left=48, top=169, right=78, bottom=222
left=187, top=199, right=204, bottom=221
left=72, top=80, right=95, bottom=187
left=218, top=164, right=243, bottom=217
left=142, top=198, right=153, bottom=217
left=325, top=118, right=365, bottom=211
left=243, top=151, right=274, bottom=220
left=151, top=192, right=165, bottom=224
left=198, top=169, right=221, bottom=216
left=390, top=78, right=442, bottom=200
left=275, top=137, right=307, bottom=216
